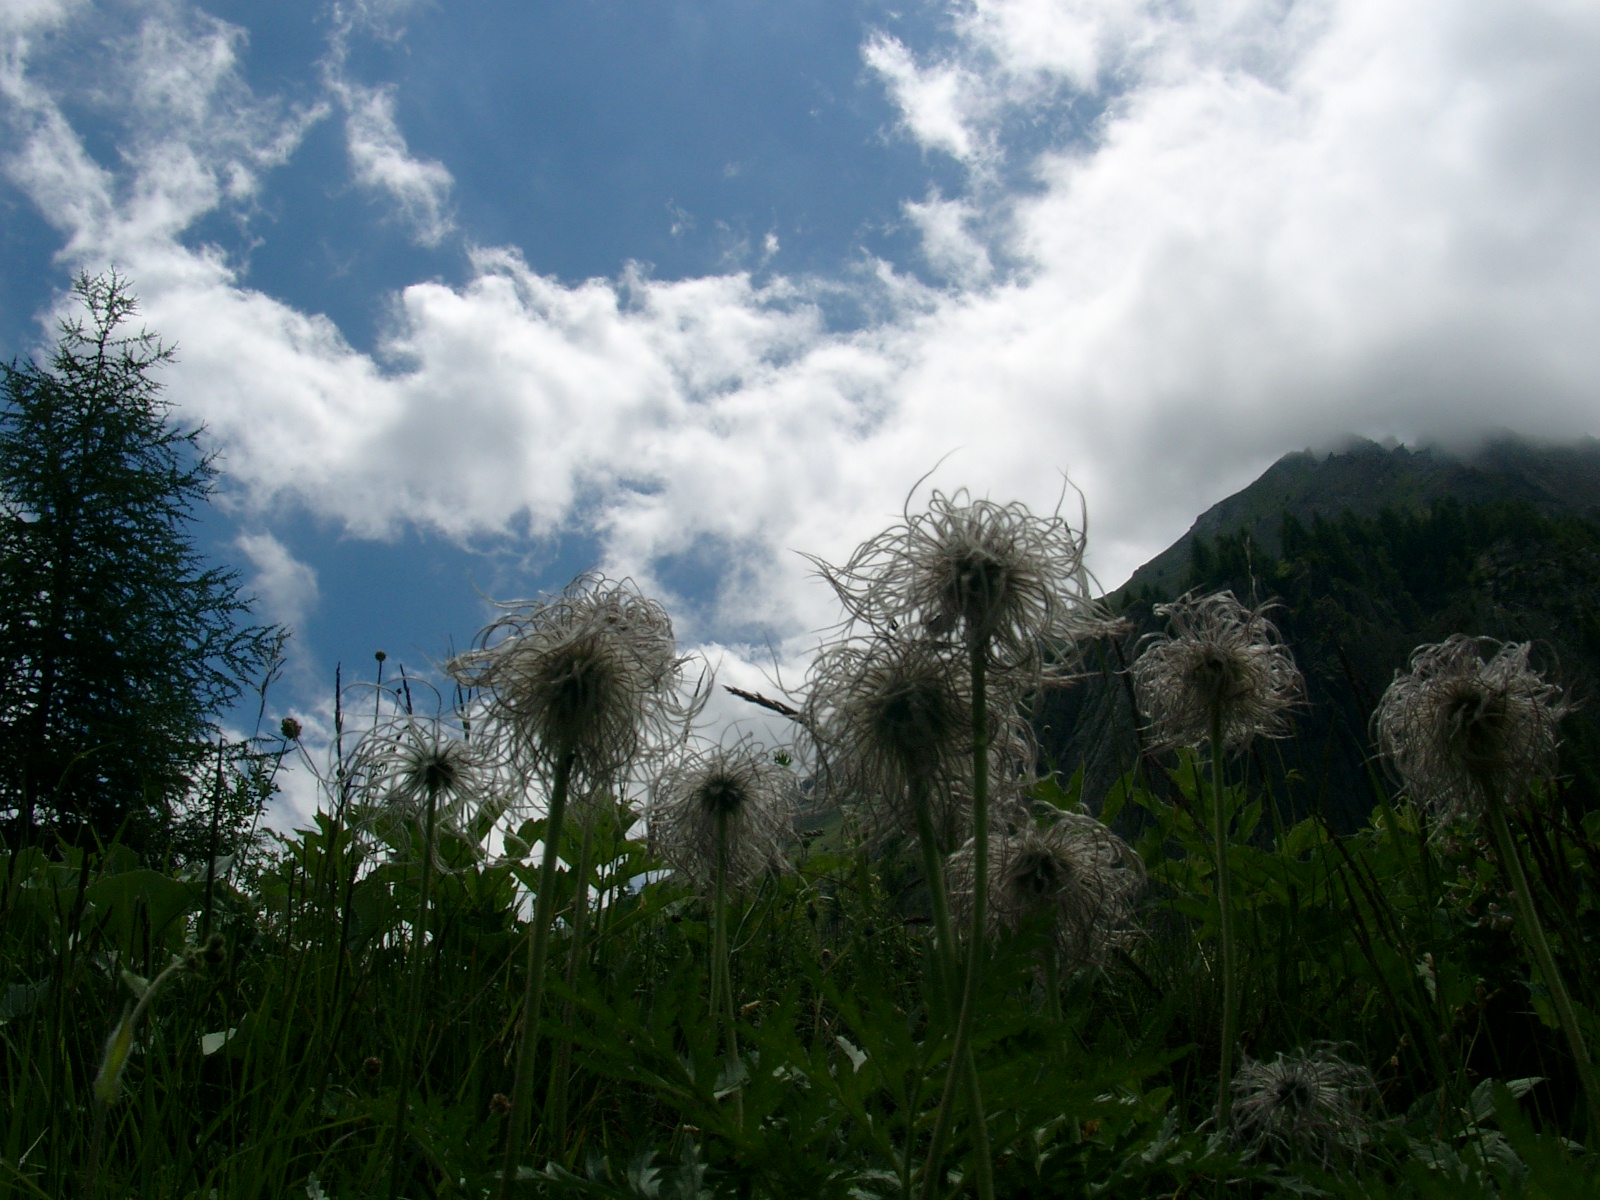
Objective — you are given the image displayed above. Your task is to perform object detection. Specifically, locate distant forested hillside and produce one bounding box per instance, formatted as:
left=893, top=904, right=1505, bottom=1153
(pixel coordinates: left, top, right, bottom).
left=1042, top=439, right=1600, bottom=827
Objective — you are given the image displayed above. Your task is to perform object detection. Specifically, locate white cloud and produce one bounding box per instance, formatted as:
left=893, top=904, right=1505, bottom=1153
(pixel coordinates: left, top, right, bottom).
left=903, top=192, right=993, bottom=285
left=4, top=0, right=1600, bottom=720
left=863, top=32, right=989, bottom=162
left=337, top=80, right=455, bottom=246
left=236, top=531, right=320, bottom=634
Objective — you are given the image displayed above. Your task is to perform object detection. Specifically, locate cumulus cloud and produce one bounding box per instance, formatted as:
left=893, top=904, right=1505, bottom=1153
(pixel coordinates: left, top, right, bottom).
left=5, top=0, right=1600, bottom=694
left=236, top=531, right=320, bottom=635
left=863, top=33, right=989, bottom=162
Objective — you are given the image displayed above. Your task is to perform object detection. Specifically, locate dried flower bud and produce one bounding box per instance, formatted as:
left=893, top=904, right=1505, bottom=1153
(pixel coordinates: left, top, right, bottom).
left=280, top=716, right=302, bottom=741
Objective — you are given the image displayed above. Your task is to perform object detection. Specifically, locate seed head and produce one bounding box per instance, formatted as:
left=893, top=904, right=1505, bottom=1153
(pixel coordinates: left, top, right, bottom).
left=803, top=634, right=1034, bottom=852
left=1231, top=1043, right=1377, bottom=1165
left=1131, top=591, right=1302, bottom=751
left=1375, top=635, right=1568, bottom=826
left=650, top=740, right=797, bottom=892
left=348, top=715, right=495, bottom=855
left=816, top=488, right=1105, bottom=672
left=448, top=575, right=689, bottom=783
left=946, top=811, right=1143, bottom=963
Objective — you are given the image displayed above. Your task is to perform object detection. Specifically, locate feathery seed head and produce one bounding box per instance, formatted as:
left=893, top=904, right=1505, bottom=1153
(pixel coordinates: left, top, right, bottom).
left=651, top=740, right=797, bottom=892
left=1375, top=635, right=1567, bottom=826
left=818, top=487, right=1104, bottom=671
left=447, top=575, right=687, bottom=782
left=804, top=634, right=1033, bottom=849
left=1230, top=1043, right=1377, bottom=1165
left=1132, top=591, right=1301, bottom=751
left=947, top=811, right=1143, bottom=963
left=348, top=715, right=495, bottom=852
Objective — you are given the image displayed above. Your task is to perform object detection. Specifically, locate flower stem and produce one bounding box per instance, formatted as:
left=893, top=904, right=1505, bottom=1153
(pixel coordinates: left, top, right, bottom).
left=388, top=781, right=440, bottom=1200
left=545, top=810, right=596, bottom=1159
left=1211, top=709, right=1238, bottom=1129
left=1483, top=782, right=1600, bottom=1134
left=497, top=751, right=574, bottom=1200
left=921, top=637, right=995, bottom=1200
left=713, top=808, right=744, bottom=1127
left=910, top=778, right=958, bottom=997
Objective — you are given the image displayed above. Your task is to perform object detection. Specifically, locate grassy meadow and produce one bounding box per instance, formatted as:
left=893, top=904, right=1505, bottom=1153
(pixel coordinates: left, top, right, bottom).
left=4, top=498, right=1600, bottom=1200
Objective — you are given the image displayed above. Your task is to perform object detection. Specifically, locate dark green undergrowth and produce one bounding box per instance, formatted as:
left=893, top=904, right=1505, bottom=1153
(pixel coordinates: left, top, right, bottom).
left=4, top=760, right=1599, bottom=1198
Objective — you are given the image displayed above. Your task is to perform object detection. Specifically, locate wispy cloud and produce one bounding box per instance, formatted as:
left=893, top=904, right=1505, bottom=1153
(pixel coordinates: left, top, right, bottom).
left=335, top=80, right=454, bottom=247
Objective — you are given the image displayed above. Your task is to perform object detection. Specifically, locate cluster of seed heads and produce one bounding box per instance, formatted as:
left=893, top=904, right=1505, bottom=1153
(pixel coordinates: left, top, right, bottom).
left=1132, top=590, right=1302, bottom=751
left=1375, top=635, right=1568, bottom=827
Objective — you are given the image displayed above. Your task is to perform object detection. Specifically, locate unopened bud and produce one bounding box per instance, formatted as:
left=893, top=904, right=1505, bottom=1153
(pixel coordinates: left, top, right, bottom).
left=280, top=717, right=302, bottom=741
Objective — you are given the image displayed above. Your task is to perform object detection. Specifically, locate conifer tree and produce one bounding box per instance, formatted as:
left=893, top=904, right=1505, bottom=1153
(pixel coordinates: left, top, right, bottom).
left=0, top=272, right=278, bottom=852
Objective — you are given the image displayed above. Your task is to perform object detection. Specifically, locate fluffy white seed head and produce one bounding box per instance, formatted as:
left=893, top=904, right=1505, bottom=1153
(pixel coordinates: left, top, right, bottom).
left=1375, top=635, right=1568, bottom=826
left=946, top=811, right=1144, bottom=963
left=1231, top=1043, right=1377, bottom=1165
left=347, top=714, right=498, bottom=858
left=650, top=740, right=797, bottom=892
left=447, top=575, right=690, bottom=784
left=816, top=488, right=1107, bottom=673
left=803, top=634, right=1035, bottom=852
left=1131, top=591, right=1302, bottom=751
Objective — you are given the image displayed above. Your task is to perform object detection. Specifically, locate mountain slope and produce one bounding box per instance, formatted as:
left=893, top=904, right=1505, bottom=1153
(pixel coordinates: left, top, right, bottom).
left=1041, top=437, right=1600, bottom=828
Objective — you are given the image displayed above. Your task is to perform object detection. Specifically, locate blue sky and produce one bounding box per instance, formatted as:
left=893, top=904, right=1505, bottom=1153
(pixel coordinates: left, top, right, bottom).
left=4, top=0, right=1600, bottom=820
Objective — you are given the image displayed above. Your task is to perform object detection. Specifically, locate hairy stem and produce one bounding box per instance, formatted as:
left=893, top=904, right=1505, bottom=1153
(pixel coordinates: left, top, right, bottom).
left=388, top=782, right=440, bottom=1200
left=1483, top=782, right=1600, bottom=1134
left=910, top=778, right=958, bottom=997
left=713, top=809, right=744, bottom=1127
left=1211, top=709, right=1238, bottom=1129
left=921, top=637, right=995, bottom=1200
left=545, top=812, right=596, bottom=1160
left=497, top=752, right=574, bottom=1200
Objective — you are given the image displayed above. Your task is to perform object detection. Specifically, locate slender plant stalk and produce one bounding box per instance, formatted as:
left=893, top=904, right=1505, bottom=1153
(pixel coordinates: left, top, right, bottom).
left=921, top=637, right=996, bottom=1200
left=387, top=781, right=440, bottom=1200
left=712, top=809, right=744, bottom=1127
left=1043, top=950, right=1062, bottom=1024
left=910, top=778, right=959, bottom=997
left=497, top=751, right=575, bottom=1200
left=1210, top=708, right=1239, bottom=1129
left=545, top=812, right=596, bottom=1157
left=1482, top=781, right=1600, bottom=1133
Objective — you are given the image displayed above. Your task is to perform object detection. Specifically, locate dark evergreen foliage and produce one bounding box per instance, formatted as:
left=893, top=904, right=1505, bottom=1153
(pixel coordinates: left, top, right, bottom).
left=0, top=272, right=279, bottom=852
left=1040, top=466, right=1600, bottom=829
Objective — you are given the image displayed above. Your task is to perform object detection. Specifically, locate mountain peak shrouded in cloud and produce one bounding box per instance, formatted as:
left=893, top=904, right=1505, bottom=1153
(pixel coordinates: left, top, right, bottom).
left=1119, top=435, right=1600, bottom=599
left=3, top=0, right=1598, bottom=823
